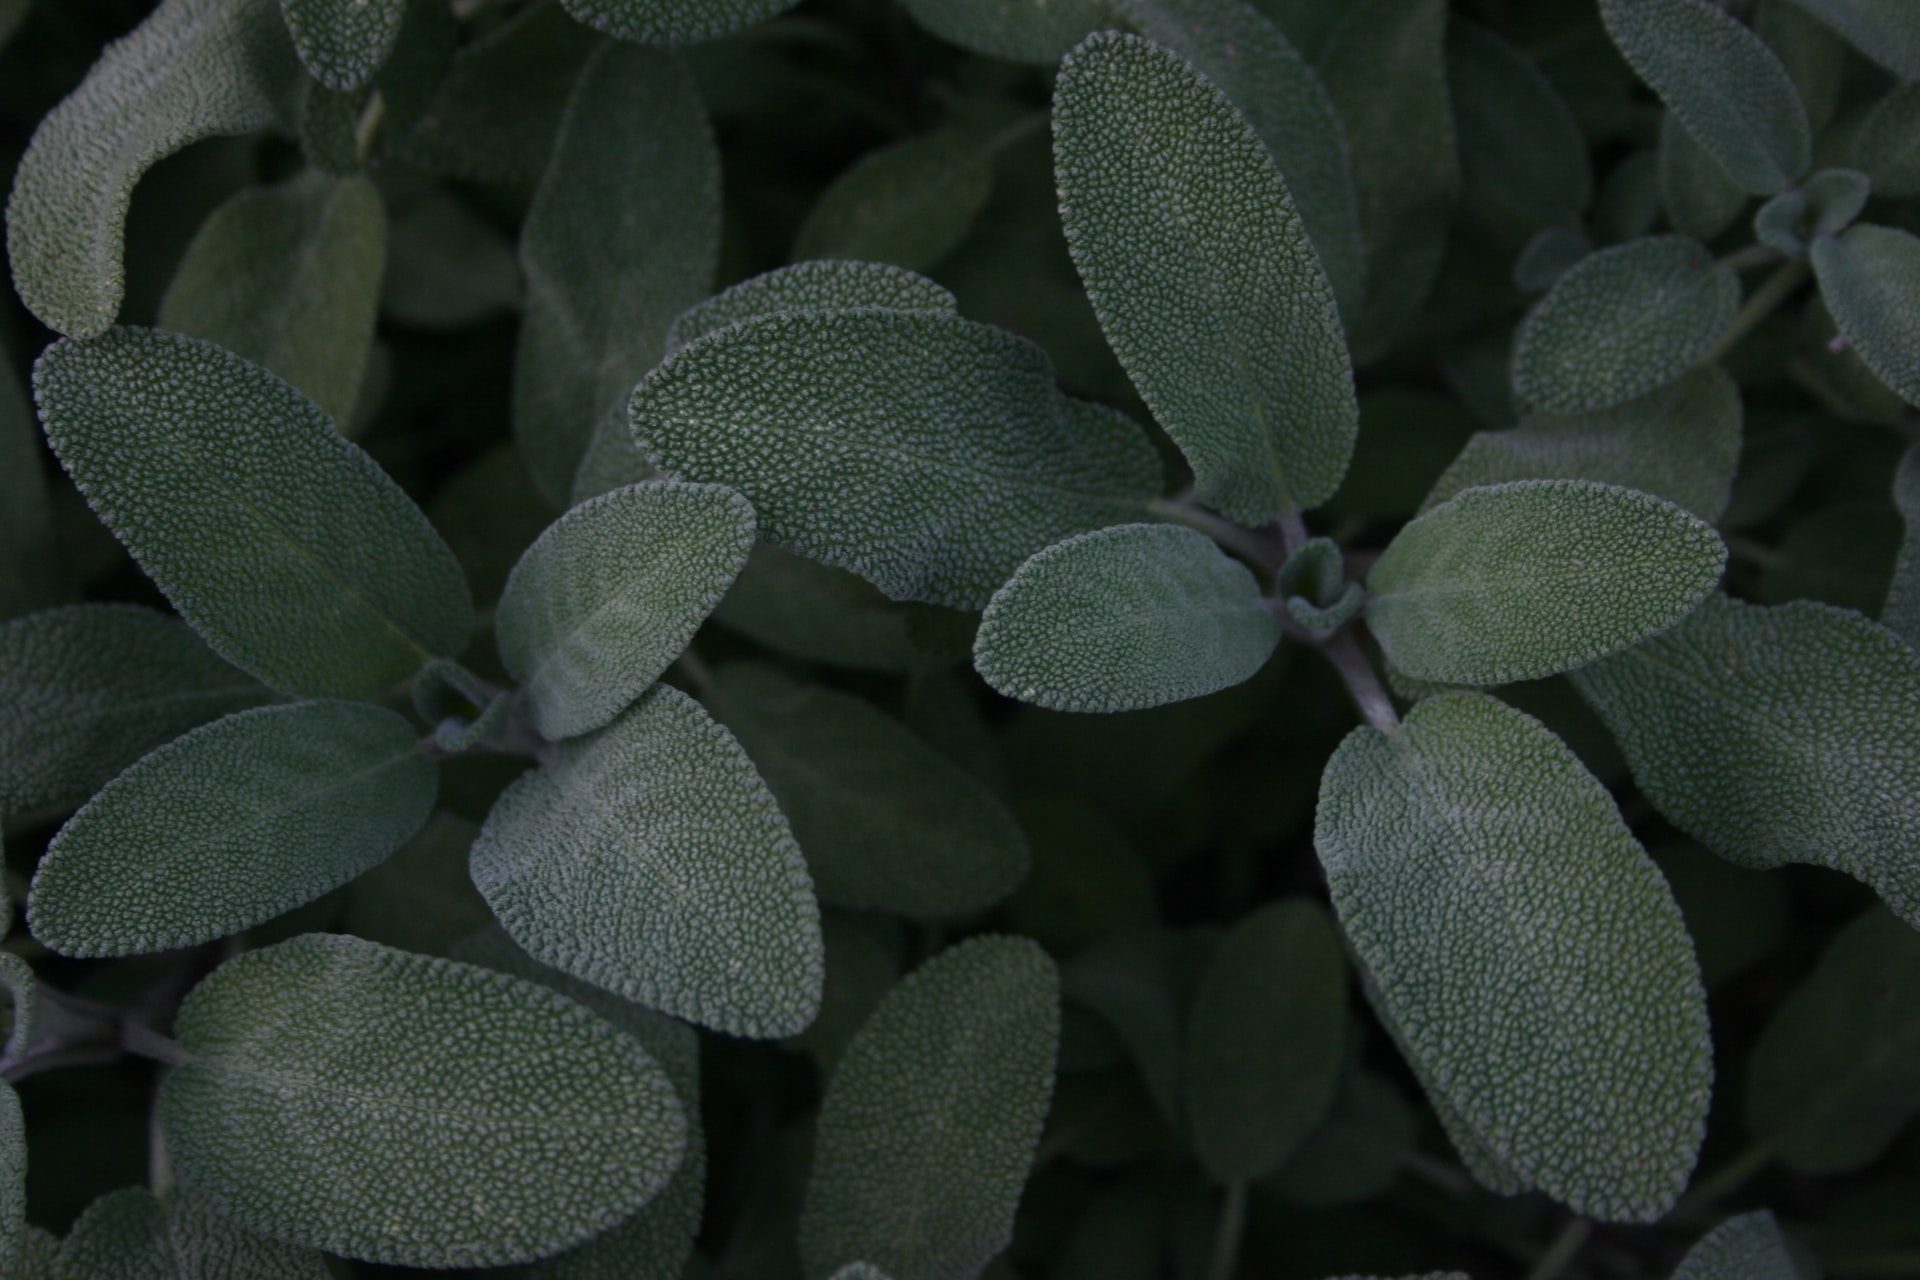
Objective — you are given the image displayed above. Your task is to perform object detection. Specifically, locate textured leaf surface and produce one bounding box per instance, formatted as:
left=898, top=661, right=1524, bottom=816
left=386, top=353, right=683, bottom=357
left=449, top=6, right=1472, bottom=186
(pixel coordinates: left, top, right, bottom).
left=560, top=0, right=799, bottom=42
left=894, top=0, right=1110, bottom=62
left=974, top=524, right=1279, bottom=713
left=1671, top=1211, right=1803, bottom=1280
left=666, top=261, right=956, bottom=354
left=1812, top=224, right=1920, bottom=410
left=282, top=0, right=404, bottom=90
left=1447, top=18, right=1590, bottom=224
left=1661, top=111, right=1748, bottom=242
left=1315, top=692, right=1711, bottom=1221
left=1184, top=899, right=1345, bottom=1182
left=708, top=663, right=1027, bottom=918
left=1572, top=595, right=1920, bottom=928
left=1856, top=83, right=1920, bottom=199
left=1886, top=445, right=1920, bottom=647
left=712, top=545, right=922, bottom=673
left=34, top=329, right=472, bottom=697
left=1512, top=235, right=1739, bottom=414
left=1783, top=0, right=1920, bottom=79
left=793, top=128, right=1000, bottom=272
left=0, top=343, right=65, bottom=621
left=1367, top=480, right=1726, bottom=686
left=161, top=935, right=686, bottom=1268
left=1423, top=368, right=1742, bottom=521
left=0, top=1082, right=19, bottom=1274
left=158, top=171, right=385, bottom=427
left=515, top=43, right=718, bottom=504
left=29, top=700, right=435, bottom=956
left=799, top=937, right=1059, bottom=1280
left=631, top=310, right=1162, bottom=609
left=497, top=482, right=754, bottom=741
left=1054, top=32, right=1356, bottom=524
left=1599, top=0, right=1809, bottom=195
left=470, top=684, right=823, bottom=1037
left=58, top=1186, right=340, bottom=1277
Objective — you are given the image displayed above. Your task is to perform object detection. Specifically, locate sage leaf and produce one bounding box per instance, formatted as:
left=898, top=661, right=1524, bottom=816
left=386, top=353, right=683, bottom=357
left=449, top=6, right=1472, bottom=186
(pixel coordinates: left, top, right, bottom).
left=712, top=545, right=923, bottom=673
left=829, top=1267, right=893, bottom=1280
left=33, top=329, right=473, bottom=698
left=1855, top=83, right=1920, bottom=199
left=1600, top=0, right=1809, bottom=195
left=1447, top=18, right=1591, bottom=225
left=1054, top=31, right=1357, bottom=524
left=974, top=524, right=1281, bottom=713
left=1511, top=235, right=1739, bottom=414
left=894, top=0, right=1111, bottom=63
left=0, top=604, right=271, bottom=817
left=28, top=700, right=435, bottom=956
left=158, top=171, right=386, bottom=427
left=1885, top=445, right=1920, bottom=647
left=1672, top=1211, right=1804, bottom=1280
left=0, top=342, right=66, bottom=621
left=381, top=188, right=522, bottom=330
left=1184, top=898, right=1345, bottom=1183
left=59, top=1187, right=333, bottom=1279
left=470, top=684, right=823, bottom=1038
left=793, top=127, right=1003, bottom=272
left=0, top=1083, right=19, bottom=1273
left=515, top=43, right=718, bottom=505
left=497, top=481, right=754, bottom=741
left=1062, top=927, right=1191, bottom=1124
left=1782, top=0, right=1920, bottom=80
left=631, top=310, right=1162, bottom=609
left=560, top=0, right=799, bottom=42
left=3, top=0, right=299, bottom=337
left=281, top=0, right=404, bottom=91
left=343, top=813, right=490, bottom=956
left=1315, top=691, right=1711, bottom=1221
left=707, top=663, right=1028, bottom=918
left=1367, top=480, right=1726, bottom=686
left=1812, top=224, right=1920, bottom=409
left=666, top=260, right=956, bottom=354
left=57, top=1189, right=170, bottom=1279
left=1263, top=1068, right=1415, bottom=1208
left=1571, top=595, right=1920, bottom=929
left=1422, top=367, right=1743, bottom=522
left=1661, top=112, right=1749, bottom=243
left=160, top=934, right=687, bottom=1268
left=799, top=936, right=1059, bottom=1280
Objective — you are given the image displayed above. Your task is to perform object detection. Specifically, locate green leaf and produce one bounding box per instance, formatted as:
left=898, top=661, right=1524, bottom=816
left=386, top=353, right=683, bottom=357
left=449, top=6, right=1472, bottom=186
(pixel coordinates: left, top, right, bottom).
left=1661, top=111, right=1748, bottom=242
left=0, top=340, right=67, bottom=622
left=1422, top=367, right=1743, bottom=522
left=1053, top=31, right=1357, bottom=524
left=1004, top=797, right=1156, bottom=955
left=1571, top=595, right=1920, bottom=929
left=1758, top=503, right=1900, bottom=616
left=1446, top=17, right=1592, bottom=225
left=667, top=261, right=957, bottom=354
left=893, top=0, right=1111, bottom=62
left=158, top=171, right=386, bottom=427
left=559, top=0, right=800, bottom=42
left=828, top=1267, right=895, bottom=1280
left=28, top=700, right=435, bottom=956
left=1812, top=223, right=1920, bottom=409
left=1886, top=445, right=1920, bottom=647
left=1315, top=691, right=1711, bottom=1221
left=1184, top=899, right=1345, bottom=1183
left=1262, top=1068, right=1415, bottom=1208
left=706, top=663, right=1028, bottom=918
left=515, top=43, right=718, bottom=505
left=160, top=934, right=687, bottom=1268
left=0, top=1082, right=20, bottom=1273
left=1781, top=0, right=1920, bottom=80
left=281, top=0, right=404, bottom=90
left=712, top=545, right=923, bottom=673
left=497, top=481, right=754, bottom=741
left=342, top=813, right=490, bottom=955
left=1062, top=927, right=1192, bottom=1124
left=1759, top=0, right=1846, bottom=131
left=380, top=187, right=522, bottom=330
left=1598, top=0, right=1809, bottom=195
left=59, top=1186, right=332, bottom=1279
left=0, top=604, right=271, bottom=817
left=1756, top=170, right=1872, bottom=259
left=1594, top=149, right=1663, bottom=246
left=1367, top=480, right=1726, bottom=686
left=1511, top=235, right=1740, bottom=414
left=1672, top=1211, right=1804, bottom=1280
left=58, top=1189, right=171, bottom=1279
left=33, top=329, right=473, bottom=698
left=974, top=524, right=1280, bottom=713
left=1856, top=84, right=1920, bottom=200
left=783, top=913, right=903, bottom=1075
left=793, top=127, right=1004, bottom=272
left=3, top=0, right=299, bottom=337
left=630, top=309, right=1162, bottom=609
left=470, top=684, right=823, bottom=1037
left=799, top=936, right=1059, bottom=1280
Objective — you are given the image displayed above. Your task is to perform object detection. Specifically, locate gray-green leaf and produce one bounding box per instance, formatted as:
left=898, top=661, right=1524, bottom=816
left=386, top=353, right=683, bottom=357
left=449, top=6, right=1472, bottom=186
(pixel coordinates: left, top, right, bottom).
left=0, top=339, right=66, bottom=622
left=793, top=127, right=1003, bottom=272
left=1315, top=691, right=1711, bottom=1221
left=893, top=0, right=1111, bottom=63
left=1885, top=445, right=1920, bottom=647
left=1857, top=84, right=1920, bottom=199
left=666, top=261, right=956, bottom=354
left=1672, top=1211, right=1804, bottom=1280
left=1661, top=111, right=1749, bottom=242
left=1782, top=0, right=1920, bottom=80
left=0, top=1082, right=19, bottom=1274
left=711, top=545, right=924, bottom=673
left=281, top=0, right=405, bottom=90
left=560, top=0, right=800, bottom=43
left=1447, top=17, right=1591, bottom=225
left=1812, top=223, right=1920, bottom=409
left=58, top=1186, right=333, bottom=1279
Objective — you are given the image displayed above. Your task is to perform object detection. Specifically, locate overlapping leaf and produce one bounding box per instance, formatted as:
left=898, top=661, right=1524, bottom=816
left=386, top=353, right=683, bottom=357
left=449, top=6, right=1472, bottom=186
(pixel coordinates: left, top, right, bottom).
left=794, top=127, right=1005, bottom=272
left=712, top=546, right=923, bottom=673
left=1661, top=112, right=1748, bottom=242
left=1812, top=224, right=1920, bottom=409
left=58, top=1187, right=332, bottom=1278
left=894, top=0, right=1111, bottom=62
left=1446, top=18, right=1591, bottom=225
left=1671, top=1211, right=1804, bottom=1280
left=559, top=0, right=800, bottom=42
left=1783, top=0, right=1920, bottom=80
left=667, top=261, right=957, bottom=354
left=281, top=0, right=405, bottom=90
left=1886, top=445, right=1920, bottom=646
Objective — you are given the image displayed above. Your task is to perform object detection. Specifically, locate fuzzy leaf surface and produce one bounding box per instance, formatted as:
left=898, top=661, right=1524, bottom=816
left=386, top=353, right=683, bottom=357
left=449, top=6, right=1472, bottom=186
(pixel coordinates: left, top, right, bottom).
left=712, top=545, right=924, bottom=673
left=1661, top=112, right=1748, bottom=242
left=1671, top=1211, right=1804, bottom=1280
left=894, top=0, right=1111, bottom=62
left=281, top=0, right=404, bottom=90
left=794, top=128, right=1001, bottom=272
left=560, top=0, right=799, bottom=42
left=1446, top=18, right=1591, bottom=224
left=1783, top=0, right=1920, bottom=79
left=1812, top=224, right=1920, bottom=409
left=666, top=261, right=956, bottom=354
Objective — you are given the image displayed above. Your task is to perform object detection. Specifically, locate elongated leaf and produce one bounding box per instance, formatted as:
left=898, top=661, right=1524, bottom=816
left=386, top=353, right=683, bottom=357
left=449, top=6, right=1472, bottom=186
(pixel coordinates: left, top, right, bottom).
left=560, top=0, right=799, bottom=42
left=0, top=342, right=65, bottom=622
left=1661, top=112, right=1748, bottom=242
left=515, top=43, right=718, bottom=504
left=1886, top=445, right=1920, bottom=647
left=1813, top=224, right=1920, bottom=410
left=161, top=935, right=686, bottom=1267
left=34, top=329, right=472, bottom=697
left=1054, top=32, right=1356, bottom=524
left=799, top=937, right=1059, bottom=1280
left=1447, top=18, right=1591, bottom=224
left=1315, top=692, right=1711, bottom=1220
left=1571, top=595, right=1920, bottom=928
left=1856, top=84, right=1920, bottom=199
left=1423, top=367, right=1742, bottom=521
left=707, top=663, right=1028, bottom=917
left=894, top=0, right=1110, bottom=62
left=29, top=701, right=435, bottom=956
left=1512, top=235, right=1739, bottom=414
left=1783, top=0, right=1920, bottom=80
left=282, top=0, right=404, bottom=90
left=667, top=261, right=956, bottom=354
left=974, top=524, right=1280, bottom=712
left=471, top=684, right=822, bottom=1037
left=4, top=0, right=299, bottom=337
left=158, top=171, right=386, bottom=427
left=794, top=127, right=1002, bottom=272
left=1672, top=1211, right=1803, bottom=1280
left=1367, top=480, right=1725, bottom=686
left=631, top=310, right=1162, bottom=609
left=497, top=482, right=754, bottom=741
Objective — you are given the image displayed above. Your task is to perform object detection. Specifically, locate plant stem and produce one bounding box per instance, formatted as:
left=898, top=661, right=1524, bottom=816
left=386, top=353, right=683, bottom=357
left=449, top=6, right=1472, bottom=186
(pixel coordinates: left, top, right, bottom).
left=1205, top=1181, right=1248, bottom=1280
left=1523, top=1218, right=1591, bottom=1280
left=1321, top=629, right=1400, bottom=733
left=353, top=91, right=387, bottom=165
left=1148, top=498, right=1289, bottom=573
left=1704, top=259, right=1810, bottom=365
left=1400, top=1148, right=1475, bottom=1196
left=121, top=1022, right=190, bottom=1067
left=1669, top=1141, right=1775, bottom=1220
left=1717, top=242, right=1783, bottom=274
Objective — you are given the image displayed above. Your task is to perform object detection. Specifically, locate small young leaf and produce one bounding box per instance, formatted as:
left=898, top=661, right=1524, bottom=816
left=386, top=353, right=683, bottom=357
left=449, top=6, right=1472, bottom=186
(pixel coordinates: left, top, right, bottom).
left=29, top=700, right=436, bottom=956
left=1184, top=899, right=1345, bottom=1183
left=1671, top=1211, right=1804, bottom=1280
left=1885, top=445, right=1920, bottom=647
left=1812, top=223, right=1920, bottom=409
left=1661, top=112, right=1748, bottom=242
left=707, top=663, right=1029, bottom=918
left=0, top=604, right=271, bottom=817
left=973, top=524, right=1281, bottom=713
left=3, top=0, right=299, bottom=337
left=1598, top=0, right=1810, bottom=195
left=1856, top=84, right=1920, bottom=199
left=1511, top=235, right=1739, bottom=414
left=1367, top=480, right=1726, bottom=686
left=470, top=684, right=823, bottom=1038
left=793, top=127, right=1002, bottom=272
left=666, top=261, right=956, bottom=355
left=0, top=342, right=66, bottom=622
left=33, top=329, right=473, bottom=698
left=893, top=0, right=1110, bottom=63
left=281, top=0, right=405, bottom=91
left=1571, top=595, right=1920, bottom=929
left=497, top=481, right=755, bottom=741
left=160, top=934, right=687, bottom=1268
left=1781, top=0, right=1920, bottom=80
left=799, top=936, right=1059, bottom=1280
left=1447, top=18, right=1591, bottom=225
left=158, top=171, right=386, bottom=427
left=1315, top=692, right=1711, bottom=1221
left=1054, top=31, right=1357, bottom=524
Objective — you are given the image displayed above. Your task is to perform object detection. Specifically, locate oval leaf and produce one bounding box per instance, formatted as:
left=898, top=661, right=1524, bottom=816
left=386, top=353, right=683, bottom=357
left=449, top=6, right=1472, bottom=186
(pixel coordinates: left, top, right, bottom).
left=281, top=0, right=405, bottom=90
left=794, top=127, right=1002, bottom=272
left=1812, top=223, right=1920, bottom=409
left=560, top=0, right=800, bottom=42
left=667, top=260, right=956, bottom=354
left=1447, top=18, right=1592, bottom=225
left=1855, top=82, right=1920, bottom=199
left=712, top=545, right=924, bottom=673
left=1783, top=0, right=1920, bottom=80
left=1672, top=1211, right=1803, bottom=1280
